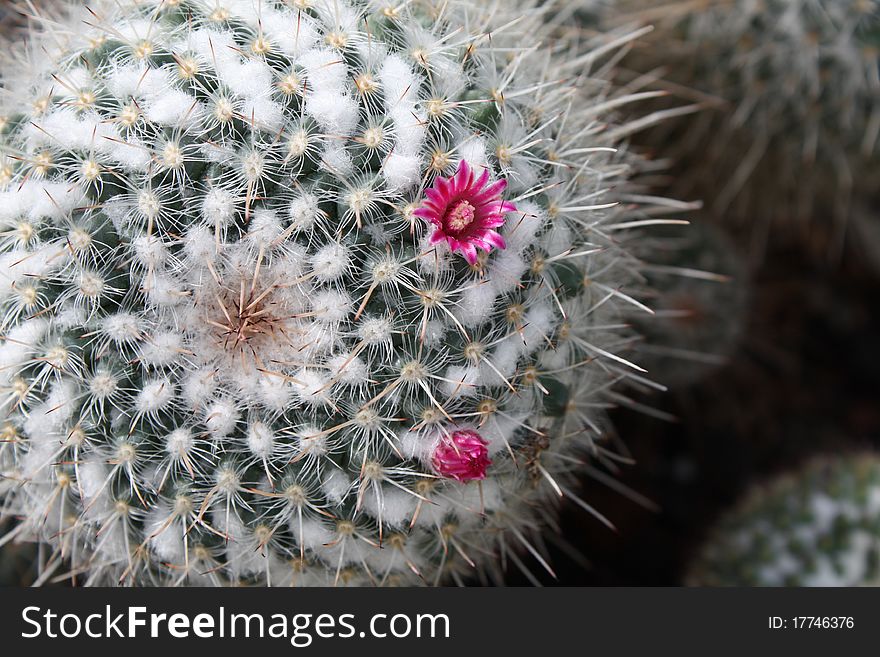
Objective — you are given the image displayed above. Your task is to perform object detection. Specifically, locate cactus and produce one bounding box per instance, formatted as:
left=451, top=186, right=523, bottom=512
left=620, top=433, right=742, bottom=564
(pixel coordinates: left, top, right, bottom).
left=0, top=0, right=677, bottom=586
left=608, top=0, right=880, bottom=257
left=687, top=454, right=880, bottom=586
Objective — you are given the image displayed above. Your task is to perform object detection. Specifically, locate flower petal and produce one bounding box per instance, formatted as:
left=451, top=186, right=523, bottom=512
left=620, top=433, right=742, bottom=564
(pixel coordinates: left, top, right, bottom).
left=473, top=167, right=490, bottom=193
left=454, top=159, right=471, bottom=192
left=482, top=230, right=507, bottom=250
left=413, top=207, right=436, bottom=219
left=424, top=188, right=445, bottom=205
left=435, top=175, right=452, bottom=199
left=471, top=179, right=506, bottom=204
left=459, top=242, right=478, bottom=265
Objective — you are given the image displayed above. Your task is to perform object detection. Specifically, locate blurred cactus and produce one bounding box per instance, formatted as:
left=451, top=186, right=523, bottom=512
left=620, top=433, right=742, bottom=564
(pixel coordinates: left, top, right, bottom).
left=634, top=220, right=748, bottom=388
left=0, top=2, right=25, bottom=41
left=606, top=0, right=880, bottom=258
left=688, top=454, right=880, bottom=586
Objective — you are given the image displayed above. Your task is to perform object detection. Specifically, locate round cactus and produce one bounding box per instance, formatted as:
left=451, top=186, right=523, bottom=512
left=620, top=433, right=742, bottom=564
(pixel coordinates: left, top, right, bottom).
left=0, top=0, right=675, bottom=586
left=688, top=454, right=880, bottom=587
left=608, top=0, right=880, bottom=256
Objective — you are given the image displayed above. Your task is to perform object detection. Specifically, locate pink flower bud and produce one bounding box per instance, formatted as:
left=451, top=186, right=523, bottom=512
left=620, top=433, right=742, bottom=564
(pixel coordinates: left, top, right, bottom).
left=432, top=429, right=491, bottom=482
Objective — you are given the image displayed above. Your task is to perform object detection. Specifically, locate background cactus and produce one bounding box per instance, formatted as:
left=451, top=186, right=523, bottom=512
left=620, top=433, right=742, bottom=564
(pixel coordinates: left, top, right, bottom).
left=0, top=5, right=18, bottom=39
left=0, top=0, right=680, bottom=586
left=607, top=0, right=880, bottom=258
left=633, top=219, right=748, bottom=389
left=687, top=454, right=880, bottom=586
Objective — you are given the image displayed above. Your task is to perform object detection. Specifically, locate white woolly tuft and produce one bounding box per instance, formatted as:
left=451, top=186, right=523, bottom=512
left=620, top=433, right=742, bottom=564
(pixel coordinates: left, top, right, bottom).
left=456, top=282, right=500, bottom=327
left=138, top=331, right=184, bottom=367
left=247, top=421, right=275, bottom=459
left=311, top=242, right=351, bottom=282
left=291, top=370, right=333, bottom=407
left=204, top=399, right=240, bottom=438
left=136, top=378, right=175, bottom=415
left=321, top=470, right=352, bottom=505
left=165, top=428, right=194, bottom=458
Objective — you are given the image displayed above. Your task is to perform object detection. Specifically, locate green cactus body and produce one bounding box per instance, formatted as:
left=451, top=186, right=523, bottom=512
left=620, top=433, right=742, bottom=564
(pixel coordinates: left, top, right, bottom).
left=0, top=0, right=670, bottom=586
left=688, top=455, right=880, bottom=587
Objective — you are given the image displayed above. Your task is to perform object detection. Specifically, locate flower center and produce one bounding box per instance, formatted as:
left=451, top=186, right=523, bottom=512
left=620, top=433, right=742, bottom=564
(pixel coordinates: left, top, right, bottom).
left=445, top=200, right=476, bottom=233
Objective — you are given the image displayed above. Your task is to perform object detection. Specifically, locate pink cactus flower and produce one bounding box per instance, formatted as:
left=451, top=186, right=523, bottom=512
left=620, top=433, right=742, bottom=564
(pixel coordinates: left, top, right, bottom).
left=414, top=160, right=517, bottom=265
left=432, top=429, right=492, bottom=482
